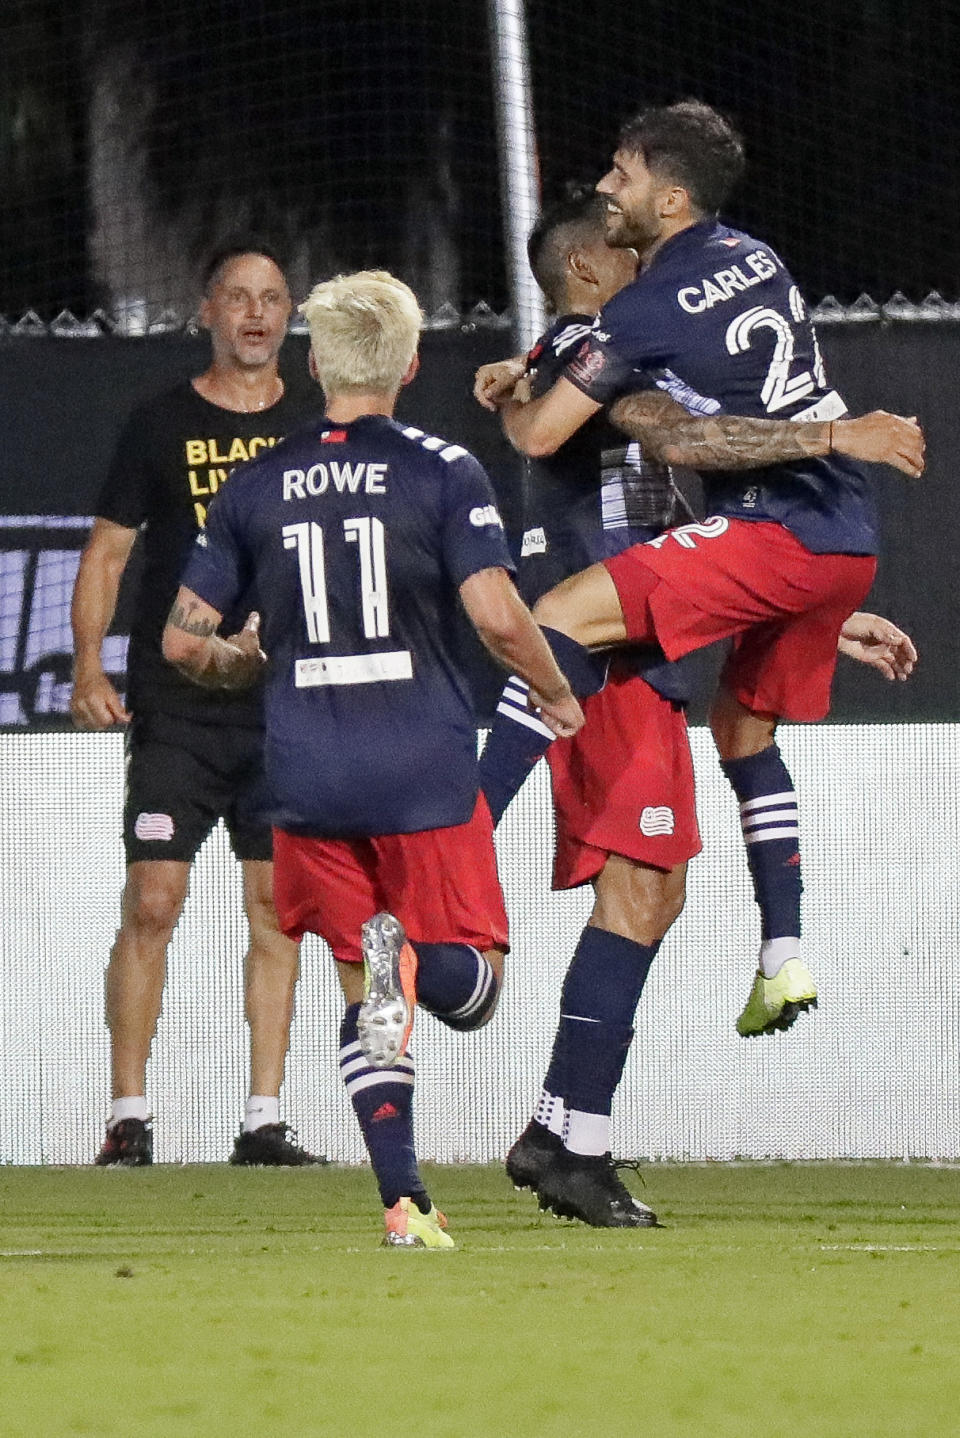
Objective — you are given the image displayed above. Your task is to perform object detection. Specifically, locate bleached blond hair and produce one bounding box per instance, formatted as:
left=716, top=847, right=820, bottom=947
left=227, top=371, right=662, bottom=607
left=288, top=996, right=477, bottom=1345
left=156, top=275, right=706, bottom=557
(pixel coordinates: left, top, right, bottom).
left=299, top=269, right=423, bottom=394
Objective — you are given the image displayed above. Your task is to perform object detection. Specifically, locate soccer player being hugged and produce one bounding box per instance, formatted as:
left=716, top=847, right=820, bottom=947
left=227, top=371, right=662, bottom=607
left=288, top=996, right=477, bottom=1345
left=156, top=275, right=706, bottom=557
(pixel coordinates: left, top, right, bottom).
left=479, top=103, right=923, bottom=1051
left=474, top=185, right=917, bottom=1225
left=162, top=269, right=583, bottom=1248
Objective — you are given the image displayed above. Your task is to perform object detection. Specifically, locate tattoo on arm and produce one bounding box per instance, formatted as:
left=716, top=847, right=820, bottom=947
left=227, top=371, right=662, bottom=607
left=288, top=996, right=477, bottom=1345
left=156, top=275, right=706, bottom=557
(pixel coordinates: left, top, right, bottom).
left=167, top=600, right=218, bottom=638
left=166, top=597, right=259, bottom=690
left=609, top=391, right=831, bottom=471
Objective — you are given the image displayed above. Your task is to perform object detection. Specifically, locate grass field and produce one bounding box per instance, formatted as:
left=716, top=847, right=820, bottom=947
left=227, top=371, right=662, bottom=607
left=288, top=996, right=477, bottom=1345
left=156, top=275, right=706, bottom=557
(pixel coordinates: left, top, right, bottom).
left=2, top=1162, right=959, bottom=1437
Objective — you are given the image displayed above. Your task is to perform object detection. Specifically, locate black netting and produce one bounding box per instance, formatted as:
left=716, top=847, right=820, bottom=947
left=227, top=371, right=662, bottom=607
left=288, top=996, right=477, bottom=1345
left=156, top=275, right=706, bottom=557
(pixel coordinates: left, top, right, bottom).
left=2, top=0, right=959, bottom=327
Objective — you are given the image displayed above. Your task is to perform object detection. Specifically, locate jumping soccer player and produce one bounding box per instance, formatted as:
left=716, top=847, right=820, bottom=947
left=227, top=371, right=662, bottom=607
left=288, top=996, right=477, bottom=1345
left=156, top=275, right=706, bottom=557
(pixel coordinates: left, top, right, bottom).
left=481, top=103, right=924, bottom=1041
left=162, top=269, right=583, bottom=1248
left=475, top=186, right=916, bottom=1225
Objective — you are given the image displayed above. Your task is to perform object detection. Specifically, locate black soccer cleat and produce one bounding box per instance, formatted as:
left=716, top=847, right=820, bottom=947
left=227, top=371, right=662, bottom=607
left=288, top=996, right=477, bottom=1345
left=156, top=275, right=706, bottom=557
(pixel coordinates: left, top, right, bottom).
left=94, top=1117, right=154, bottom=1167
left=505, top=1120, right=563, bottom=1193
left=229, top=1123, right=328, bottom=1167
left=536, top=1149, right=661, bottom=1228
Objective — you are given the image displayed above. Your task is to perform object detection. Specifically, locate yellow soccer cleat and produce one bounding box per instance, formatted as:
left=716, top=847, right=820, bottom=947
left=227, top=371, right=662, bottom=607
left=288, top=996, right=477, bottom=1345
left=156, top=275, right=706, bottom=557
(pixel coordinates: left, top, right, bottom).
left=382, top=1197, right=455, bottom=1250
left=736, top=958, right=818, bottom=1037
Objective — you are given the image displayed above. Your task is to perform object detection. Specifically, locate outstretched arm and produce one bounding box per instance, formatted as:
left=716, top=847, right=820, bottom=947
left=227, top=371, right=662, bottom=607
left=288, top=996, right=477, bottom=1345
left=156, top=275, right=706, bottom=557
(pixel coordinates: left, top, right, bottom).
left=609, top=391, right=925, bottom=479
left=837, top=611, right=917, bottom=682
left=162, top=586, right=266, bottom=690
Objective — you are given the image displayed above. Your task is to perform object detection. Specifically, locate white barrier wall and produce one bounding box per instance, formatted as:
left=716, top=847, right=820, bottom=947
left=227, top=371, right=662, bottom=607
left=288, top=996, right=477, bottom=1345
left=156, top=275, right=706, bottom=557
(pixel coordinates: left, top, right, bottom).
left=1, top=726, right=958, bottom=1165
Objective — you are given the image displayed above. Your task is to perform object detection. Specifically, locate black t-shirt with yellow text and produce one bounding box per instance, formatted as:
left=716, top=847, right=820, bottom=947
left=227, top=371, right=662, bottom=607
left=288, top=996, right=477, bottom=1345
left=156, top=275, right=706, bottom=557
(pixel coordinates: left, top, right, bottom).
left=96, top=382, right=319, bottom=724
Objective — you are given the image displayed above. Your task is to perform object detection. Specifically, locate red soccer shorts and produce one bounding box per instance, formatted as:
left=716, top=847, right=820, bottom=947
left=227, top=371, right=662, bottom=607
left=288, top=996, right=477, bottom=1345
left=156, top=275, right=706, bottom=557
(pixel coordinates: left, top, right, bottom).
left=272, top=795, right=509, bottom=962
left=603, top=517, right=876, bottom=721
left=547, top=659, right=701, bottom=889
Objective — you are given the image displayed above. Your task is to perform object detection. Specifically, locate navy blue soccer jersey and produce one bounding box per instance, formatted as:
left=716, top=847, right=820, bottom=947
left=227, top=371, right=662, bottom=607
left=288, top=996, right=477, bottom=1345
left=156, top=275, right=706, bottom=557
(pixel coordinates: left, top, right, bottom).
left=181, top=414, right=514, bottom=837
left=523, top=313, right=690, bottom=706
left=524, top=312, right=687, bottom=584
left=563, top=221, right=878, bottom=556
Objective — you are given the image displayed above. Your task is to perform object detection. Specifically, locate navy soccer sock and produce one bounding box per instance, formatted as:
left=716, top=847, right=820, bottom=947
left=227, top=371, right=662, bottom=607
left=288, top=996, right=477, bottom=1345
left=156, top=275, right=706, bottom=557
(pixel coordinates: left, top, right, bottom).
left=479, top=627, right=609, bottom=825
left=536, top=926, right=661, bottom=1156
left=720, top=743, right=803, bottom=975
left=339, top=1004, right=427, bottom=1211
left=413, top=943, right=499, bottom=1030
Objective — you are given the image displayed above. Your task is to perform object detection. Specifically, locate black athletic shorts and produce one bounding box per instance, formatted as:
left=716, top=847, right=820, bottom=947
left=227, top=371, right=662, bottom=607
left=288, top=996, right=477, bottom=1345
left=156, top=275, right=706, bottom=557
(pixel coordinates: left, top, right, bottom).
left=123, top=713, right=273, bottom=864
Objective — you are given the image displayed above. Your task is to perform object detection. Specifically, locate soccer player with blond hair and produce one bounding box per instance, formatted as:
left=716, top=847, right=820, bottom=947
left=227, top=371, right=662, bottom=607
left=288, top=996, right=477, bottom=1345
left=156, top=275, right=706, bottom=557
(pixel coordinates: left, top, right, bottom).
left=162, top=269, right=583, bottom=1247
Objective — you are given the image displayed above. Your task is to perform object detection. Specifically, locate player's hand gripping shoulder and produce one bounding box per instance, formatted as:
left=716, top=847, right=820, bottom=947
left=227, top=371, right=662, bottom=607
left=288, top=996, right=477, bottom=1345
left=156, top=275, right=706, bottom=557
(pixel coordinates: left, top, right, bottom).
left=837, top=611, right=917, bottom=682
left=162, top=588, right=267, bottom=690
left=830, top=413, right=925, bottom=479
left=473, top=355, right=528, bottom=411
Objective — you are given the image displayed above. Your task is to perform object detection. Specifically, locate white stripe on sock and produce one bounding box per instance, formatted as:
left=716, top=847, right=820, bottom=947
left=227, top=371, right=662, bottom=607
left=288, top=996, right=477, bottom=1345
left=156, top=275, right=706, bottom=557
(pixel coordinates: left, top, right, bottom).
left=448, top=956, right=494, bottom=1019
left=494, top=700, right=555, bottom=740
left=344, top=1070, right=415, bottom=1099
left=741, top=807, right=798, bottom=828
left=340, top=1051, right=414, bottom=1078
left=740, top=791, right=796, bottom=813
left=564, top=1108, right=610, bottom=1157
left=743, top=827, right=800, bottom=844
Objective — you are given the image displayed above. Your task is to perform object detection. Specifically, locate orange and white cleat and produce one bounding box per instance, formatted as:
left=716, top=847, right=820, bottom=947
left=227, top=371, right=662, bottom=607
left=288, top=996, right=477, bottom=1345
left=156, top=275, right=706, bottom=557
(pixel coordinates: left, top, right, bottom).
left=382, top=1196, right=455, bottom=1249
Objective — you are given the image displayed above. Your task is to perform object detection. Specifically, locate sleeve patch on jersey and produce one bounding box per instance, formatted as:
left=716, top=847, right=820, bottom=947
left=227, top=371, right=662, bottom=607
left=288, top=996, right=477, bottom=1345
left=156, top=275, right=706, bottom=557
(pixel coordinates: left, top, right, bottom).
left=566, top=344, right=607, bottom=387
left=469, top=504, right=504, bottom=530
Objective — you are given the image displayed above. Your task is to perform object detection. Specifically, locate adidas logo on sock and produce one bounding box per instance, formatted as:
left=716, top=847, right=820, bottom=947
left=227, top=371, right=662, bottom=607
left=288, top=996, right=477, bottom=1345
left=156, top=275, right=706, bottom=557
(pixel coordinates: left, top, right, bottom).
left=371, top=1102, right=400, bottom=1123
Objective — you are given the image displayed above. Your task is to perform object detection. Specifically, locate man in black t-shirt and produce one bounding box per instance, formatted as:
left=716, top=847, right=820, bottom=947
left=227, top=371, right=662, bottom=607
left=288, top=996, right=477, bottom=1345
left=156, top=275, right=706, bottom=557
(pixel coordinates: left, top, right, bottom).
left=70, top=240, right=323, bottom=1167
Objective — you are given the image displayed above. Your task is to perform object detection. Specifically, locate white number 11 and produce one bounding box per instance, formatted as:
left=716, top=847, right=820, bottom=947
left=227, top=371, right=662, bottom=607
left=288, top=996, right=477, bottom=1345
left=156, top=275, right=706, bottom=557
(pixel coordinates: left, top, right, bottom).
left=282, top=517, right=390, bottom=643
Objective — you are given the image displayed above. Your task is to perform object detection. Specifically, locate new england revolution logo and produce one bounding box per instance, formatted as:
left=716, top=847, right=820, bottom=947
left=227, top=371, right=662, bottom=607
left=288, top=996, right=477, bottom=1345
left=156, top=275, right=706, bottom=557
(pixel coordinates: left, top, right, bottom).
left=639, top=805, right=675, bottom=837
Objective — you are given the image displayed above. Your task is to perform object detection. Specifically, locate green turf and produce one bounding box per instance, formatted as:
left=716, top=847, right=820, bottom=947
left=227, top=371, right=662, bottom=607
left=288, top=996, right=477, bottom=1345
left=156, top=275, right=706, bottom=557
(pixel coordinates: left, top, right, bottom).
left=2, top=1162, right=959, bottom=1437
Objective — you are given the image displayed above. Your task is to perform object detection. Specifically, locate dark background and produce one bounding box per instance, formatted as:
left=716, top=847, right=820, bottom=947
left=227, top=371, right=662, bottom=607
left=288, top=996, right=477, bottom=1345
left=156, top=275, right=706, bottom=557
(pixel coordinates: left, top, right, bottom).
left=3, top=0, right=956, bottom=725
left=2, top=320, right=957, bottom=724
left=2, top=0, right=959, bottom=320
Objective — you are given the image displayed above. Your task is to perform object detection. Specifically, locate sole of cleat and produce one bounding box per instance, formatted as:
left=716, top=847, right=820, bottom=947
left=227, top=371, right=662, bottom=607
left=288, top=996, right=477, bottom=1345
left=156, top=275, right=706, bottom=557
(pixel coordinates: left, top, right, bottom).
left=358, top=912, right=417, bottom=1068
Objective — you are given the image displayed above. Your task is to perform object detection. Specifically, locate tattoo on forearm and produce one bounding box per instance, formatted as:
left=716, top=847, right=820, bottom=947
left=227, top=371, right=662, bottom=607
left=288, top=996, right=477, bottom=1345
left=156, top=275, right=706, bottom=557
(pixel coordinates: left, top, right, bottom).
left=610, top=392, right=829, bottom=471
left=168, top=601, right=217, bottom=638
left=167, top=599, right=259, bottom=691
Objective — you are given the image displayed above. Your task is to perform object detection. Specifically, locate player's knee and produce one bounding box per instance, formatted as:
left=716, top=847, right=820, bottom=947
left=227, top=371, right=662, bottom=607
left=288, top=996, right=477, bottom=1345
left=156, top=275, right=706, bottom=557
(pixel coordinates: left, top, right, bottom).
left=432, top=974, right=502, bottom=1032
left=121, top=873, right=186, bottom=939
left=660, top=884, right=687, bottom=933
left=244, top=893, right=287, bottom=950
left=710, top=688, right=777, bottom=760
